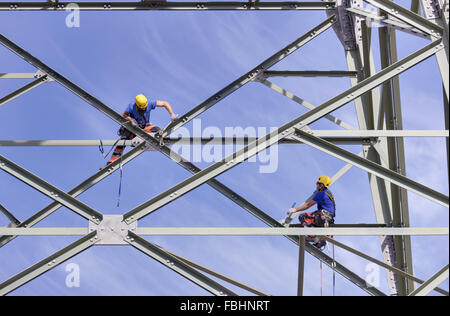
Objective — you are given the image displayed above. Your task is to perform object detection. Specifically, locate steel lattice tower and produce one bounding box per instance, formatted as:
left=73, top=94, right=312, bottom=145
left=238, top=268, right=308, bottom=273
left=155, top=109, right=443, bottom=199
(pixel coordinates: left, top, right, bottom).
left=0, top=0, right=448, bottom=296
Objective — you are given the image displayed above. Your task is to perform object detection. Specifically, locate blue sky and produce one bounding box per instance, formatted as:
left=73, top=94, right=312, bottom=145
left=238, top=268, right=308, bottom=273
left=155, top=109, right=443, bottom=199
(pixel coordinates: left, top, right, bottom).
left=0, top=1, right=448, bottom=296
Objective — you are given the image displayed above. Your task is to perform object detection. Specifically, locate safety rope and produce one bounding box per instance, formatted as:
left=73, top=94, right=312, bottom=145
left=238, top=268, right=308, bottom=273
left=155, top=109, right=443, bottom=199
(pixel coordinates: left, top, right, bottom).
left=332, top=242, right=336, bottom=296
left=117, top=156, right=123, bottom=207
left=98, top=139, right=121, bottom=159
left=98, top=139, right=124, bottom=207
left=320, top=260, right=323, bottom=296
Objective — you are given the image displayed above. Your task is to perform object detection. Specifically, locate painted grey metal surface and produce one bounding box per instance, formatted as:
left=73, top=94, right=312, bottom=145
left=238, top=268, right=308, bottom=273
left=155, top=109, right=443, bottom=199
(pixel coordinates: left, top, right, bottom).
left=88, top=215, right=137, bottom=245
left=0, top=1, right=335, bottom=11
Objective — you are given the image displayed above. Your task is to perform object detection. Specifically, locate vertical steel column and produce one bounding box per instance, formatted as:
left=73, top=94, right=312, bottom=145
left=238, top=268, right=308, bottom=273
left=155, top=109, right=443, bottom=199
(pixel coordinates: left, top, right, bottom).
left=378, top=19, right=414, bottom=295
left=332, top=0, right=400, bottom=295
left=297, top=236, right=306, bottom=296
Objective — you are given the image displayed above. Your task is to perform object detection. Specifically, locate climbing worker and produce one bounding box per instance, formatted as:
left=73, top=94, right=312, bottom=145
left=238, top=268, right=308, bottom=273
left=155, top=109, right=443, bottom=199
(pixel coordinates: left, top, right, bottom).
left=106, top=94, right=178, bottom=165
left=282, top=175, right=336, bottom=249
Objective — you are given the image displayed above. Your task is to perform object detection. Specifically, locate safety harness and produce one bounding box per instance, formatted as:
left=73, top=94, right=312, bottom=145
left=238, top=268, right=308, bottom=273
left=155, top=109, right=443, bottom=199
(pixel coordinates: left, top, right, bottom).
left=137, top=108, right=148, bottom=128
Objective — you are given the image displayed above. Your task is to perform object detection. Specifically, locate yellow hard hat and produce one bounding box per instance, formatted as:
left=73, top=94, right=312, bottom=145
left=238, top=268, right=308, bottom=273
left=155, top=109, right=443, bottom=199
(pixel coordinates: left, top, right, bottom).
left=135, top=94, right=148, bottom=109
left=317, top=175, right=331, bottom=188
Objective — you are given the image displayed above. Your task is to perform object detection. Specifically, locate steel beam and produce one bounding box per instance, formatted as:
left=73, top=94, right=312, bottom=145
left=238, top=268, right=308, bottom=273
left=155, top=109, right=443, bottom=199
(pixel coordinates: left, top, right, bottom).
left=0, top=231, right=98, bottom=296
left=125, top=232, right=238, bottom=296
left=1, top=227, right=446, bottom=236
left=0, top=154, right=103, bottom=223
left=0, top=203, right=20, bottom=226
left=297, top=236, right=306, bottom=296
left=161, top=16, right=337, bottom=137
left=261, top=79, right=357, bottom=130
left=123, top=39, right=445, bottom=223
left=365, top=0, right=444, bottom=36
left=346, top=6, right=429, bottom=38
left=0, top=73, right=37, bottom=79
left=292, top=129, right=449, bottom=207
left=0, top=1, right=335, bottom=11
left=378, top=21, right=414, bottom=295
left=158, top=245, right=270, bottom=296
left=408, top=265, right=450, bottom=296
left=263, top=70, right=358, bottom=77
left=411, top=0, right=421, bottom=14
left=1, top=131, right=446, bottom=147
left=133, top=227, right=449, bottom=236
left=0, top=227, right=88, bottom=235
left=0, top=143, right=147, bottom=248
left=322, top=236, right=449, bottom=296
left=0, top=75, right=48, bottom=107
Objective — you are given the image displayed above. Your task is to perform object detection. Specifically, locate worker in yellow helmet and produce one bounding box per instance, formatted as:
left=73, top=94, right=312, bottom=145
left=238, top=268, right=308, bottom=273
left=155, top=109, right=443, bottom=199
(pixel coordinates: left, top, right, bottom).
left=107, top=94, right=178, bottom=165
left=282, top=175, right=336, bottom=249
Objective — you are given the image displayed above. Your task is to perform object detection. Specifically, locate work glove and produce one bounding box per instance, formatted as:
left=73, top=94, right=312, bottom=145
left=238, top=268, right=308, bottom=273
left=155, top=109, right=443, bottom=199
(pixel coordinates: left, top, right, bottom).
left=287, top=208, right=297, bottom=216
left=170, top=113, right=179, bottom=122
left=129, top=118, right=139, bottom=128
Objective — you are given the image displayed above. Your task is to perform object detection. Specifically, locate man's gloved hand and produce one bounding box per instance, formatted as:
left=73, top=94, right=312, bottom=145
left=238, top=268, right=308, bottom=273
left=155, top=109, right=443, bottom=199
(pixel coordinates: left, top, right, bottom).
left=170, top=113, right=179, bottom=122
left=129, top=118, right=139, bottom=127
left=287, top=208, right=297, bottom=216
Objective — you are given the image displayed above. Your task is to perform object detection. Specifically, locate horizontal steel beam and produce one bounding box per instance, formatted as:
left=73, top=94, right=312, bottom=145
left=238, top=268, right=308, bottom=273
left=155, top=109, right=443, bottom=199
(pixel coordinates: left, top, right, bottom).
left=264, top=70, right=359, bottom=77
left=135, top=227, right=449, bottom=236
left=0, top=137, right=369, bottom=147
left=126, top=232, right=238, bottom=296
left=0, top=143, right=147, bottom=248
left=292, top=129, right=449, bottom=207
left=0, top=75, right=48, bottom=106
left=0, top=73, right=37, bottom=79
left=0, top=231, right=98, bottom=296
left=0, top=153, right=103, bottom=223
left=0, top=1, right=335, bottom=11
left=1, top=227, right=446, bottom=236
left=0, top=131, right=446, bottom=147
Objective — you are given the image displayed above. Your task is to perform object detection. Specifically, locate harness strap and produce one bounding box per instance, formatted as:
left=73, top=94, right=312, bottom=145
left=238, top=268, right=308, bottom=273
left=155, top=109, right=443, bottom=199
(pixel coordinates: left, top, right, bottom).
left=323, top=189, right=336, bottom=209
